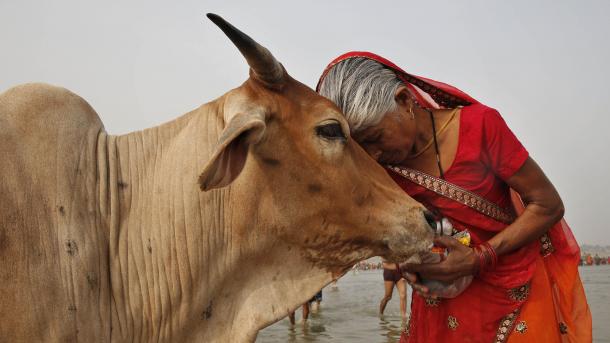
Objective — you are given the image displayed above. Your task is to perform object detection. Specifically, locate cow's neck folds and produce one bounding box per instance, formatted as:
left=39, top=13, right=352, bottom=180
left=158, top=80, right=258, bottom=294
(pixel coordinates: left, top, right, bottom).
left=102, top=103, right=234, bottom=341
left=99, top=100, right=336, bottom=342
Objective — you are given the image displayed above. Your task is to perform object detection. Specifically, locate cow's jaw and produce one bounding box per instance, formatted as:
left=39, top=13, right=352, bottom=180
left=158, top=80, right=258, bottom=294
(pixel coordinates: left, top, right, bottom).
left=192, top=244, right=334, bottom=342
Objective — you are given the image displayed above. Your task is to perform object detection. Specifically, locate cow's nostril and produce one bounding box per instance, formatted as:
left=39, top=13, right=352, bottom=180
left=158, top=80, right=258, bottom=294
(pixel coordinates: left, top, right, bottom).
left=423, top=210, right=436, bottom=230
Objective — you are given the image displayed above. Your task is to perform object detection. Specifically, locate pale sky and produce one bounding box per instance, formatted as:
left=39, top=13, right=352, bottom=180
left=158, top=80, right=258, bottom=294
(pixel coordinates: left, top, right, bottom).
left=2, top=0, right=609, bottom=245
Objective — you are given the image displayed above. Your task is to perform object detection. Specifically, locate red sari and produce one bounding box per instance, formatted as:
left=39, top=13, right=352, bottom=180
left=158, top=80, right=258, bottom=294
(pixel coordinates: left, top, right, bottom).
left=390, top=104, right=553, bottom=343
left=317, top=52, right=592, bottom=343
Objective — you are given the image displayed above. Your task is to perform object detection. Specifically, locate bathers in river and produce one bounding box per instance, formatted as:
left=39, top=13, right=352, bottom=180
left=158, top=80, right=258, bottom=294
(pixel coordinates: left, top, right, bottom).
left=383, top=268, right=402, bottom=283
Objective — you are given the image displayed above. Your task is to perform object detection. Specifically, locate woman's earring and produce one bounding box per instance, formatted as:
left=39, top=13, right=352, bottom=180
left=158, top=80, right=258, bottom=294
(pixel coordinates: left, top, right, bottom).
left=408, top=105, right=415, bottom=120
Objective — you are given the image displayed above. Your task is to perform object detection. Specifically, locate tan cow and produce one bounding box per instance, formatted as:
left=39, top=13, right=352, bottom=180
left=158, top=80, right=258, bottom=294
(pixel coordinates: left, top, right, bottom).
left=0, top=14, right=433, bottom=342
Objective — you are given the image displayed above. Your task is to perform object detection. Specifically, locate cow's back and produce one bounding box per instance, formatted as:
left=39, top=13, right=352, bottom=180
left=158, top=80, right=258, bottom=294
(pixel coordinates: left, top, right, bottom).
left=0, top=84, right=110, bottom=342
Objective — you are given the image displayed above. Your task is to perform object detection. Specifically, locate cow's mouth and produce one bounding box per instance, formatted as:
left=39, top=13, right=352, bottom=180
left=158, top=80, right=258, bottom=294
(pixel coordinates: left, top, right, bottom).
left=381, top=231, right=433, bottom=263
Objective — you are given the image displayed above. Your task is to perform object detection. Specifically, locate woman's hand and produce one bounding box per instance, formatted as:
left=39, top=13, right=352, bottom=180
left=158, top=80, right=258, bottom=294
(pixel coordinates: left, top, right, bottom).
left=402, top=236, right=477, bottom=283
left=402, top=272, right=433, bottom=298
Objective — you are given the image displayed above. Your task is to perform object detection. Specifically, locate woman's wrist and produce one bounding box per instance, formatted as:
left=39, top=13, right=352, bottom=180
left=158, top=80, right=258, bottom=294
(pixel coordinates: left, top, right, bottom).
left=472, top=241, right=498, bottom=275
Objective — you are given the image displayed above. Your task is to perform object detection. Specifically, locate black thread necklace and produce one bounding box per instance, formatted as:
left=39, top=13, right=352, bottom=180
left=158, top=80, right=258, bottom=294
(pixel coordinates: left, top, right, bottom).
left=426, top=108, right=444, bottom=179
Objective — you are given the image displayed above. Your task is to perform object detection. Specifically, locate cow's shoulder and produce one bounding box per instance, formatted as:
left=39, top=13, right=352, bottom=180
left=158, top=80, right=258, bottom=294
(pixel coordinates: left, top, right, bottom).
left=0, top=83, right=110, bottom=340
left=0, top=82, right=103, bottom=133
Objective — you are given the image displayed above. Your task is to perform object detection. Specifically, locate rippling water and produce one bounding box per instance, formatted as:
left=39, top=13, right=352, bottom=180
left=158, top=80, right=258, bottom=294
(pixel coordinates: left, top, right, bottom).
left=257, top=265, right=610, bottom=342
left=581, top=265, right=610, bottom=342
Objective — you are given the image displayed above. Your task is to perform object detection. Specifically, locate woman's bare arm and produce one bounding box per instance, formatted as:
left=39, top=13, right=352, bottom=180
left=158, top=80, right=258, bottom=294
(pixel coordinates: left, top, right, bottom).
left=490, top=157, right=564, bottom=255
left=404, top=157, right=564, bottom=283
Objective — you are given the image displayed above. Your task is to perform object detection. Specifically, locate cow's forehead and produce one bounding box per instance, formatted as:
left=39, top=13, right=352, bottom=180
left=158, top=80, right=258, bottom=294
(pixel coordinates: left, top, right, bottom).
left=304, top=98, right=345, bottom=121
left=290, top=85, right=342, bottom=115
left=239, top=75, right=347, bottom=125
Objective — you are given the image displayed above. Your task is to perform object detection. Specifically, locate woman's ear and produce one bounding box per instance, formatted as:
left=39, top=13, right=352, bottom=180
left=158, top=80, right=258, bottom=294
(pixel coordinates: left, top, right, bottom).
left=394, top=86, right=412, bottom=107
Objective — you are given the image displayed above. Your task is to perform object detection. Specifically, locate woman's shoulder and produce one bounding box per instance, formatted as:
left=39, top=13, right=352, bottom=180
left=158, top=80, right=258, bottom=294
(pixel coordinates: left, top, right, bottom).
left=462, top=103, right=500, bottom=118
left=461, top=103, right=507, bottom=129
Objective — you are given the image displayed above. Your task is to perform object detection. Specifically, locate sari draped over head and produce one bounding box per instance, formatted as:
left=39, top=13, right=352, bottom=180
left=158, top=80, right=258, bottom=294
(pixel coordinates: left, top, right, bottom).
left=317, top=52, right=592, bottom=343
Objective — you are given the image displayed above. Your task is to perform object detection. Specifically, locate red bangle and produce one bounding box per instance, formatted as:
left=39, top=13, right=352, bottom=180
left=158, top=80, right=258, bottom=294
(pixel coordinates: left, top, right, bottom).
left=472, top=247, right=480, bottom=275
left=474, top=242, right=498, bottom=275
left=481, top=242, right=498, bottom=270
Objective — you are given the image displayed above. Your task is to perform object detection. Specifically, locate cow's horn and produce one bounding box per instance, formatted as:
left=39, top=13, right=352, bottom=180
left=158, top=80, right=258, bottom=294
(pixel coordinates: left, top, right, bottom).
left=207, top=13, right=284, bottom=87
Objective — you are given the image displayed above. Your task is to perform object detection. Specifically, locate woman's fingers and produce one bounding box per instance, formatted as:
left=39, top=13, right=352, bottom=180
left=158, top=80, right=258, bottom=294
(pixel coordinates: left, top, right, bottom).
left=433, top=235, right=464, bottom=250
left=412, top=283, right=430, bottom=296
left=405, top=262, right=446, bottom=277
left=403, top=272, right=418, bottom=283
left=407, top=263, right=462, bottom=283
left=400, top=236, right=475, bottom=285
left=403, top=274, right=430, bottom=296
left=404, top=252, right=475, bottom=282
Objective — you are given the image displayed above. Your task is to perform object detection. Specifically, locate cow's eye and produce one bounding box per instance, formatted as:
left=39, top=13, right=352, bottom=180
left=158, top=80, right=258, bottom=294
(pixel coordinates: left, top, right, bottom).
left=316, top=122, right=346, bottom=141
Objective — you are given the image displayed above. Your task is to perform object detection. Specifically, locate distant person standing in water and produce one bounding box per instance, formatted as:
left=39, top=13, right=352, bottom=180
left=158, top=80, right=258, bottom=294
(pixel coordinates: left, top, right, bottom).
left=330, top=280, right=338, bottom=290
left=308, top=290, right=323, bottom=313
left=380, top=259, right=407, bottom=320
left=288, top=290, right=323, bottom=324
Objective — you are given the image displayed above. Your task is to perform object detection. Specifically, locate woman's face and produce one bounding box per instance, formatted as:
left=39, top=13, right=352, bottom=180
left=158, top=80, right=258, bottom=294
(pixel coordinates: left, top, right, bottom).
left=353, top=102, right=417, bottom=165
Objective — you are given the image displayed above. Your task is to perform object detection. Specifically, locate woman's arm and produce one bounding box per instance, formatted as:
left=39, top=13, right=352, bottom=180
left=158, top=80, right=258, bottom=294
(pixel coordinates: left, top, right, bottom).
left=489, top=157, right=564, bottom=255
left=404, top=157, right=564, bottom=283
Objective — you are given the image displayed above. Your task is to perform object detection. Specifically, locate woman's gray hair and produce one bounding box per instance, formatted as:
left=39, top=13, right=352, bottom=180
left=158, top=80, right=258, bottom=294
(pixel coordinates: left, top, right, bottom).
left=318, top=57, right=404, bottom=133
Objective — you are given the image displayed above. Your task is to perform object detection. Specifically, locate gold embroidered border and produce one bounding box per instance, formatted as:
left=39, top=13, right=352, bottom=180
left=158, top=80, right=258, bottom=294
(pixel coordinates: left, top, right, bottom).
left=316, top=54, right=473, bottom=109
left=425, top=297, right=441, bottom=307
left=494, top=308, right=520, bottom=343
left=508, top=283, right=530, bottom=302
left=515, top=320, right=528, bottom=334
left=559, top=322, right=568, bottom=334
left=447, top=315, right=459, bottom=331
left=400, top=74, right=471, bottom=108
left=387, top=166, right=516, bottom=224
left=540, top=233, right=555, bottom=257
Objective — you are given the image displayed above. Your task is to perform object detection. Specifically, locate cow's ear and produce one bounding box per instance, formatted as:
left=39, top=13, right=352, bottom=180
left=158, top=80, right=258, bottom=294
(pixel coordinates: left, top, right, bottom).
left=199, top=112, right=266, bottom=191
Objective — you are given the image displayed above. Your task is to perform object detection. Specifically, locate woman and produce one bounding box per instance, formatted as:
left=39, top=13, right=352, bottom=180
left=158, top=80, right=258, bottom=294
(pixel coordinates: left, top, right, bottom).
left=380, top=259, right=408, bottom=319
left=316, top=52, right=591, bottom=343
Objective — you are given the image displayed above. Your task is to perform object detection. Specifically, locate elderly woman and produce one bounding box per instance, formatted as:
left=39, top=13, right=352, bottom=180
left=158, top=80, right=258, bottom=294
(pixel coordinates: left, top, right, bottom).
left=317, top=52, right=591, bottom=343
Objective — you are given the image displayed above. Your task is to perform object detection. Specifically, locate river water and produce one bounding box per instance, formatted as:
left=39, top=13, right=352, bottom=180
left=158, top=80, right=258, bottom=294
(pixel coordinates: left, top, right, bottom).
left=257, top=265, right=610, bottom=342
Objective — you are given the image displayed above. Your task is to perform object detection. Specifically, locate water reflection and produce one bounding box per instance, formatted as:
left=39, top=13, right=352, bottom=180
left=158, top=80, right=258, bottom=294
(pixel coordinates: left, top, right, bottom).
left=258, top=271, right=410, bottom=342
left=258, top=266, right=610, bottom=342
left=378, top=315, right=405, bottom=342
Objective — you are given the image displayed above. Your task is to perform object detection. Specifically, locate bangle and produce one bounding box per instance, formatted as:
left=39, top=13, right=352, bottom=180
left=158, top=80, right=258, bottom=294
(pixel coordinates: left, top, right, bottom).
left=480, top=241, right=498, bottom=270
left=473, top=241, right=498, bottom=275
left=473, top=246, right=485, bottom=275
left=484, top=242, right=498, bottom=269
left=472, top=247, right=480, bottom=275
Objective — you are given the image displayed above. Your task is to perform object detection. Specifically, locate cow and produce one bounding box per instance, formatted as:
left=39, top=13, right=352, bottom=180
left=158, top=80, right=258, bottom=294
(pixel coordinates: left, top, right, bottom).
left=0, top=14, right=433, bottom=342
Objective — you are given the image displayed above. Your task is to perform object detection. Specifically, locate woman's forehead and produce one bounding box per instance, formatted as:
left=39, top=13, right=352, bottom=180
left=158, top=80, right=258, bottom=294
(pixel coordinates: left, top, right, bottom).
left=353, top=123, right=383, bottom=141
